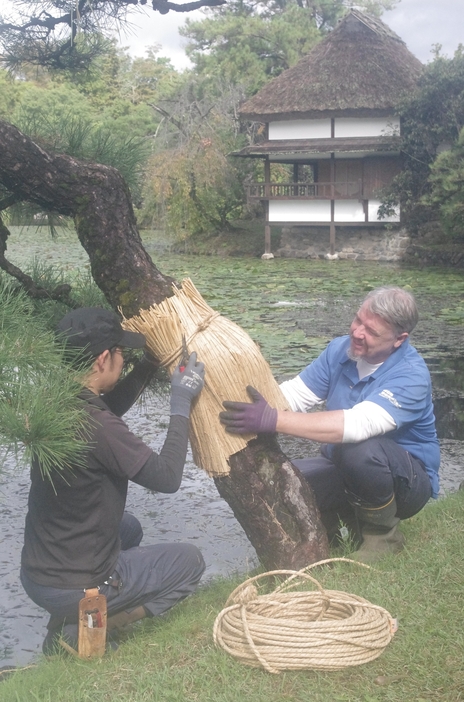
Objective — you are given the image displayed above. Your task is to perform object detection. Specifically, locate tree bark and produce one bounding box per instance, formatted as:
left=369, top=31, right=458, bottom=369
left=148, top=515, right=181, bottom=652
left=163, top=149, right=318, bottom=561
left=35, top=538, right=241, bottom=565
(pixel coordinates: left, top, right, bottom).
left=0, top=120, right=173, bottom=315
left=0, top=118, right=329, bottom=569
left=215, top=436, right=328, bottom=569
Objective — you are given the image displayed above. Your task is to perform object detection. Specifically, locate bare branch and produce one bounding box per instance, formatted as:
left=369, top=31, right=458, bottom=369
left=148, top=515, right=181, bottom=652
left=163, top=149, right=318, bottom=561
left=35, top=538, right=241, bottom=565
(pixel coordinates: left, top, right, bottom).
left=151, top=0, right=225, bottom=13
left=149, top=103, right=187, bottom=135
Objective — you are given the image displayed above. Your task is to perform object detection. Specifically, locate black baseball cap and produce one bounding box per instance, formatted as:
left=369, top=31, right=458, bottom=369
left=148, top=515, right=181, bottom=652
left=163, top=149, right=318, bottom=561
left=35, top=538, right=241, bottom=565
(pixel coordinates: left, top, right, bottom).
left=56, top=307, right=146, bottom=358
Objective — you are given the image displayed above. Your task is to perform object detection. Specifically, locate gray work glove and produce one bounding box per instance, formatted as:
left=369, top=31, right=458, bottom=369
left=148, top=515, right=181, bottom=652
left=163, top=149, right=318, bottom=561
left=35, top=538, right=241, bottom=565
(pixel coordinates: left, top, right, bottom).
left=170, top=351, right=205, bottom=418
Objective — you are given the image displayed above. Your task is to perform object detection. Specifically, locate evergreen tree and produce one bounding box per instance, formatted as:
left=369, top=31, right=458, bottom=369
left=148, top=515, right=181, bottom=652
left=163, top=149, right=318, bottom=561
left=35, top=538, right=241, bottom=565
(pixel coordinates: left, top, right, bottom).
left=0, top=277, right=89, bottom=479
left=379, top=46, right=464, bottom=231
left=0, top=0, right=225, bottom=70
left=181, top=0, right=397, bottom=94
left=426, top=125, right=464, bottom=239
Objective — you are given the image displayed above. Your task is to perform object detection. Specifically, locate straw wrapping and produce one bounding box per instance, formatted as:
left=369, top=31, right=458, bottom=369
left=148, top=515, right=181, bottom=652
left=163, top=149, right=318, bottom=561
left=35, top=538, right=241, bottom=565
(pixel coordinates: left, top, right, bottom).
left=158, top=311, right=221, bottom=369
left=123, top=279, right=290, bottom=477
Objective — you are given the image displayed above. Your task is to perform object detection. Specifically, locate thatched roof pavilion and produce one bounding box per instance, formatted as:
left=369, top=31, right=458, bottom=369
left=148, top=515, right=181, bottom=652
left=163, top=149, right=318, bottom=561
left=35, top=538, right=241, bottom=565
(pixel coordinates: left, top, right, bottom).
left=233, top=9, right=423, bottom=259
left=239, top=9, right=423, bottom=122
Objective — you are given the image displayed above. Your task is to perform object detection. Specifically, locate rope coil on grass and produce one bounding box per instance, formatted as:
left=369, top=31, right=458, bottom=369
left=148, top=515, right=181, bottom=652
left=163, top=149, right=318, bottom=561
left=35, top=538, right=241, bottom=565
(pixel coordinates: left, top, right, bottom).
left=213, top=558, right=396, bottom=674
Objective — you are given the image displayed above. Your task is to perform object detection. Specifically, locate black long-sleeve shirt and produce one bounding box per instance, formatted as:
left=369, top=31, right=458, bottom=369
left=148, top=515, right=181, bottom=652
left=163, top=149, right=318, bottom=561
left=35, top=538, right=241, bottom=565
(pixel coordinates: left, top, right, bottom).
left=22, top=358, right=191, bottom=588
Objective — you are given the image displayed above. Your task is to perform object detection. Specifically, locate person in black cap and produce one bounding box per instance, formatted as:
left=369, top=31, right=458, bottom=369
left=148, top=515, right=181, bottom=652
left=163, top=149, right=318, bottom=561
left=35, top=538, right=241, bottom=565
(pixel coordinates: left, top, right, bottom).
left=20, top=307, right=206, bottom=654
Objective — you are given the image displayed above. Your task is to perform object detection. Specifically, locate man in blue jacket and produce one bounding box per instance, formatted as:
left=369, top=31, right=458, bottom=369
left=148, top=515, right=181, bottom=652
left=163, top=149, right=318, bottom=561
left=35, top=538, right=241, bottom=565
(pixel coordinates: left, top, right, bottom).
left=220, top=287, right=439, bottom=562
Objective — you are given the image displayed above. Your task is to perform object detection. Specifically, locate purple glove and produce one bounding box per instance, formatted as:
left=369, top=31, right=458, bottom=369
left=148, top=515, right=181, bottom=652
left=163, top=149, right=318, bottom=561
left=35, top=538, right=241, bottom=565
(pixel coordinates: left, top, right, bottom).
left=220, top=386, right=277, bottom=434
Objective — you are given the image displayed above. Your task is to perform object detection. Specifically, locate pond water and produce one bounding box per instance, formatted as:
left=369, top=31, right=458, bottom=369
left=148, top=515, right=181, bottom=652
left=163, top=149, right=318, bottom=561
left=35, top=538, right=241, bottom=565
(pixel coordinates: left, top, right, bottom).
left=1, top=227, right=464, bottom=668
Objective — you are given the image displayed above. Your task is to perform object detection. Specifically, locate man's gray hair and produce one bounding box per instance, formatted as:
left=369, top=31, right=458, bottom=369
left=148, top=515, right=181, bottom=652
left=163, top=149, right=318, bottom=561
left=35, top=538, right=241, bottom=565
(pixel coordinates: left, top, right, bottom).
left=363, top=286, right=419, bottom=334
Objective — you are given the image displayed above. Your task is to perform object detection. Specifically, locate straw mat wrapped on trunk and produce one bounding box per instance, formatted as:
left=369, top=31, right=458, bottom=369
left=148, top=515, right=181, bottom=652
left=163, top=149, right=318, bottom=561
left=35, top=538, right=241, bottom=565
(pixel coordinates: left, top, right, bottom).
left=123, top=278, right=290, bottom=477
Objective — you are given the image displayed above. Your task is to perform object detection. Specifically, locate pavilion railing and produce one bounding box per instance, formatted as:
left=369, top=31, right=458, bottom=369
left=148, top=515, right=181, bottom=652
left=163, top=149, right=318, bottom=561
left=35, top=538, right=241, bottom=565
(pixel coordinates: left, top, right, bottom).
left=246, top=181, right=364, bottom=200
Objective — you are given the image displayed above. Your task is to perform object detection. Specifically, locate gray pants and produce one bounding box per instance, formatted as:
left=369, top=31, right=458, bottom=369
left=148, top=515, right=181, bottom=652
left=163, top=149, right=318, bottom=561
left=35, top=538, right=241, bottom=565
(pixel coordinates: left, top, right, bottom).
left=20, top=513, right=205, bottom=629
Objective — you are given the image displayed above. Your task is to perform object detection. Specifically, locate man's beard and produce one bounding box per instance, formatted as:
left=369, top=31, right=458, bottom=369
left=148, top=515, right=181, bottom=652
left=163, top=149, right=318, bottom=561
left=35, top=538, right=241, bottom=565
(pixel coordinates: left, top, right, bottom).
left=347, top=342, right=363, bottom=361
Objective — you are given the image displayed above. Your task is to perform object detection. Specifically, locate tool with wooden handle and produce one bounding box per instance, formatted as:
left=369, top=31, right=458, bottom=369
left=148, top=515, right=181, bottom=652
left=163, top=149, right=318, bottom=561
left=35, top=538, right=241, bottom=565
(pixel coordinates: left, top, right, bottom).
left=179, top=334, right=189, bottom=372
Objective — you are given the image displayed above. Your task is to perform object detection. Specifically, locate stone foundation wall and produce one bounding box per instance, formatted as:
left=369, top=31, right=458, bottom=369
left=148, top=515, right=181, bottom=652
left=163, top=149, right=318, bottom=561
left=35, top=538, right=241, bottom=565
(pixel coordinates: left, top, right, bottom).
left=275, top=225, right=410, bottom=261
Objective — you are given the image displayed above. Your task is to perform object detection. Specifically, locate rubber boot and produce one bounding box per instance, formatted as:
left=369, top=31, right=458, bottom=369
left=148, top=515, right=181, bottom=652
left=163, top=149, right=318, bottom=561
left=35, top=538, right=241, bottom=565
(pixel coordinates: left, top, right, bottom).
left=351, top=495, right=404, bottom=564
left=107, top=605, right=147, bottom=632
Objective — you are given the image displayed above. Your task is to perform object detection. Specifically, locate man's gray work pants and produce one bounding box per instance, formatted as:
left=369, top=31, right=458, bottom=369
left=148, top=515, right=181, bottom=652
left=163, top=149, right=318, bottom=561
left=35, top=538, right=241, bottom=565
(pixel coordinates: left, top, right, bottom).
left=20, top=512, right=205, bottom=627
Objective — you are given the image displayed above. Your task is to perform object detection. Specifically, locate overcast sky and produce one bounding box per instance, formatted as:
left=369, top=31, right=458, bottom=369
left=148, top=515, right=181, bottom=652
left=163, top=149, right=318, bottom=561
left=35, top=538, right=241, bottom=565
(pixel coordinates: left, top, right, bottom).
left=119, top=0, right=463, bottom=69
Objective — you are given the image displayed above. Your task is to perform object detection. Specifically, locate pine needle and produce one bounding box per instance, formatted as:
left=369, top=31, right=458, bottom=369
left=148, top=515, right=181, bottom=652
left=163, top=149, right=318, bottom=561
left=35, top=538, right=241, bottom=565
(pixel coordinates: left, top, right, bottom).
left=0, top=279, right=89, bottom=480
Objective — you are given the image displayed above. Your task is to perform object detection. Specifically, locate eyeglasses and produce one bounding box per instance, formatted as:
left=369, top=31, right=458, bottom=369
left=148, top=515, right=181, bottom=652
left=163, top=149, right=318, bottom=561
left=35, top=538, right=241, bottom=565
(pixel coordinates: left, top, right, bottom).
left=112, top=347, right=124, bottom=357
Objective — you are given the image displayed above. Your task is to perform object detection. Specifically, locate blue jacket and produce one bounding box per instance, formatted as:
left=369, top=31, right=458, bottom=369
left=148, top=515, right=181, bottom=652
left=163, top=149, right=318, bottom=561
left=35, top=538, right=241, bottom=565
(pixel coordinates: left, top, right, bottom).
left=299, top=335, right=440, bottom=497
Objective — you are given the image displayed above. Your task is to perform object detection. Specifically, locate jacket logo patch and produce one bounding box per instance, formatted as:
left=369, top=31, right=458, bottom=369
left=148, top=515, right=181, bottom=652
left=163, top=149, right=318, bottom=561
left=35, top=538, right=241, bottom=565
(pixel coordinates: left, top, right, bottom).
left=378, top=389, right=401, bottom=408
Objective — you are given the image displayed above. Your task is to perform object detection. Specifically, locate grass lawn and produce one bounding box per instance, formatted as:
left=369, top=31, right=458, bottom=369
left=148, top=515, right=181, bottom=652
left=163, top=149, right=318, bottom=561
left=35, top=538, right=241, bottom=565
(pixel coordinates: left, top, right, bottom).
left=1, top=490, right=463, bottom=702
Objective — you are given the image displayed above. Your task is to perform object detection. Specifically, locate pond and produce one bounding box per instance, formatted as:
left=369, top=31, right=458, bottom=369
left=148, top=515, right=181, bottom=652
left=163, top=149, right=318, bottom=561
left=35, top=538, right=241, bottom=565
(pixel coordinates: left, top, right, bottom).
left=1, top=226, right=464, bottom=667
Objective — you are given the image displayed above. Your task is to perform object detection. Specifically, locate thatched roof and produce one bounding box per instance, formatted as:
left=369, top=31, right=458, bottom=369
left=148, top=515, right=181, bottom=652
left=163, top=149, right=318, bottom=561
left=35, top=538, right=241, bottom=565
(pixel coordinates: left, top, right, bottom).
left=239, top=9, right=423, bottom=122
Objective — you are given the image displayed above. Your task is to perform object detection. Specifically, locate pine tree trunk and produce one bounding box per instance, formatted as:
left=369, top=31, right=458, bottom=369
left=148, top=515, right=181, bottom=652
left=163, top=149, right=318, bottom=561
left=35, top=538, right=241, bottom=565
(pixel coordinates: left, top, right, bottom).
left=215, top=436, right=328, bottom=569
left=0, top=119, right=329, bottom=568
left=0, top=119, right=173, bottom=315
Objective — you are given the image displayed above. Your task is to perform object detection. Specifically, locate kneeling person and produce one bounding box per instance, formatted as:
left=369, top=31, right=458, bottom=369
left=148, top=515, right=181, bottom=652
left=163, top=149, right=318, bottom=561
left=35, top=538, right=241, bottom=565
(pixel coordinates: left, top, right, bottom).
left=220, top=287, right=439, bottom=562
left=20, top=307, right=206, bottom=653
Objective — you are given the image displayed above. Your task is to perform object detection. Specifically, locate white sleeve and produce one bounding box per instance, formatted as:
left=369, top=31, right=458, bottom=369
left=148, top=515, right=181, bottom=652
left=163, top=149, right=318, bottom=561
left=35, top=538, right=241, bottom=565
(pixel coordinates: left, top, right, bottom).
left=279, top=376, right=324, bottom=412
left=342, top=401, right=397, bottom=443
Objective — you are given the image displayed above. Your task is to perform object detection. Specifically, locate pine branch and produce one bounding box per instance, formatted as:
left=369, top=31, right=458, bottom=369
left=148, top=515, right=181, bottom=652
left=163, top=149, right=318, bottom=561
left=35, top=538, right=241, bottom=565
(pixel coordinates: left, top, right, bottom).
left=0, top=280, right=90, bottom=480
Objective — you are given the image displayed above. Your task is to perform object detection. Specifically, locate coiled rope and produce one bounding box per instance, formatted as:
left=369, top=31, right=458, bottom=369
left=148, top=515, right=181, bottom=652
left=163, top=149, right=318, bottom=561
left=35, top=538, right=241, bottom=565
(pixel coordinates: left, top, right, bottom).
left=213, top=558, right=397, bottom=673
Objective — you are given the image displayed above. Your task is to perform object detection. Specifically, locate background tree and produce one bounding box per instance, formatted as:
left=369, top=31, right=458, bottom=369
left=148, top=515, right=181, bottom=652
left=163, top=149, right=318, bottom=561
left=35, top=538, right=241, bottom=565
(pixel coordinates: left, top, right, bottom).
left=379, top=46, right=464, bottom=231
left=181, top=2, right=321, bottom=95
left=140, top=77, right=253, bottom=232
left=426, top=125, right=464, bottom=239
left=118, top=46, right=181, bottom=107
left=181, top=0, right=397, bottom=94
left=0, top=40, right=185, bottom=224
